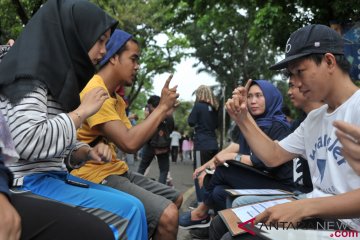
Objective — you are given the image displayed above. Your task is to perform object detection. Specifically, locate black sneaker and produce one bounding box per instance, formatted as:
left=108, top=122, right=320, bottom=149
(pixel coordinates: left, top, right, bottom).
left=179, top=211, right=211, bottom=229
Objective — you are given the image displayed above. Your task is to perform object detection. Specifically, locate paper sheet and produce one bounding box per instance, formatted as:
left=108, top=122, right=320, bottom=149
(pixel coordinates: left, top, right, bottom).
left=231, top=198, right=291, bottom=222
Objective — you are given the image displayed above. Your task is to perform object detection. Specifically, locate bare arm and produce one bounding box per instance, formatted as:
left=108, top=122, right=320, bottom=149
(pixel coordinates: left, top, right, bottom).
left=192, top=142, right=241, bottom=179
left=256, top=189, right=360, bottom=225
left=68, top=142, right=112, bottom=168
left=98, top=75, right=179, bottom=153
left=0, top=194, right=21, bottom=240
left=225, top=80, right=296, bottom=167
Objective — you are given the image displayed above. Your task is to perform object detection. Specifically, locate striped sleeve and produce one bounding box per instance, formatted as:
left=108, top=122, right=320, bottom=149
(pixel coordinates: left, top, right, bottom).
left=3, top=86, right=77, bottom=161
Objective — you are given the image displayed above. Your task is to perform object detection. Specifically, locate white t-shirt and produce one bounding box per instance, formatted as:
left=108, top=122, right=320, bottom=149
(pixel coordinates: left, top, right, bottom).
left=170, top=131, right=182, bottom=147
left=279, top=90, right=360, bottom=230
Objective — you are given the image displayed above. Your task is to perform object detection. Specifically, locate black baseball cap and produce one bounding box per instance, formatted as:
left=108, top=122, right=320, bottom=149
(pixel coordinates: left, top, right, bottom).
left=270, top=24, right=344, bottom=70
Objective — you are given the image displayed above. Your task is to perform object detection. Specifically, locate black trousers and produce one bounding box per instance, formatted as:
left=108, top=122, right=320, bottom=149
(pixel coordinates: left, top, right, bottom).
left=171, top=146, right=179, bottom=162
left=138, top=143, right=170, bottom=184
left=12, top=193, right=114, bottom=240
left=193, top=149, right=218, bottom=202
left=204, top=163, right=295, bottom=212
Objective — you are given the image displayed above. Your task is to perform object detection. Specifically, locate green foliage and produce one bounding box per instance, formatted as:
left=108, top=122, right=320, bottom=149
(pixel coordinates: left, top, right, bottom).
left=92, top=0, right=189, bottom=111
left=2, top=0, right=359, bottom=137
left=0, top=0, right=45, bottom=42
left=172, top=100, right=193, bottom=135
left=0, top=0, right=189, bottom=118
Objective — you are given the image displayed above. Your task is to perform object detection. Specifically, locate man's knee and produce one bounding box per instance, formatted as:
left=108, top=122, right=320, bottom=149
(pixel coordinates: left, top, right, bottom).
left=174, top=193, right=183, bottom=209
left=159, top=203, right=178, bottom=227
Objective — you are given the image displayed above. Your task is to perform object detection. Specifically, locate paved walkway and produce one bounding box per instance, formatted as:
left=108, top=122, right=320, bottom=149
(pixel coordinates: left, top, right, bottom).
left=128, top=156, right=197, bottom=240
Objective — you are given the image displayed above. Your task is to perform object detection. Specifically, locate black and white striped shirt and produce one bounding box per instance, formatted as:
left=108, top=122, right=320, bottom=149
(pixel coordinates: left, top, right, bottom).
left=0, top=83, right=85, bottom=185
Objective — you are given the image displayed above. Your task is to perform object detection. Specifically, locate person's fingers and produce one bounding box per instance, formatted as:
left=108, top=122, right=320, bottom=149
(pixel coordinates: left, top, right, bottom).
left=174, top=100, right=180, bottom=108
left=225, top=99, right=237, bottom=117
left=254, top=211, right=268, bottom=224
left=89, top=150, right=101, bottom=162
left=336, top=129, right=360, bottom=153
left=334, top=120, right=360, bottom=142
left=163, top=73, right=173, bottom=89
left=7, top=39, right=15, bottom=46
left=169, top=84, right=178, bottom=92
left=244, top=79, right=253, bottom=91
left=336, top=130, right=360, bottom=161
left=232, top=94, right=241, bottom=112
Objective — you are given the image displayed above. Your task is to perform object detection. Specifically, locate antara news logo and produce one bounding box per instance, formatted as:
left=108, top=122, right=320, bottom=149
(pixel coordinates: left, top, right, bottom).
left=237, top=218, right=359, bottom=238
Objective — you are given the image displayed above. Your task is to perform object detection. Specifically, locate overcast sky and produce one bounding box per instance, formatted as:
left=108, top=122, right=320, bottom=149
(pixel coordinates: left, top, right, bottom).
left=151, top=57, right=218, bottom=101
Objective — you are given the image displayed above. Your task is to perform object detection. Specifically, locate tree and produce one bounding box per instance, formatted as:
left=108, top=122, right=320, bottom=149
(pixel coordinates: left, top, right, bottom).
left=172, top=100, right=193, bottom=134
left=0, top=0, right=189, bottom=114
left=249, top=0, right=360, bottom=50
left=162, top=0, right=360, bottom=135
left=94, top=0, right=189, bottom=110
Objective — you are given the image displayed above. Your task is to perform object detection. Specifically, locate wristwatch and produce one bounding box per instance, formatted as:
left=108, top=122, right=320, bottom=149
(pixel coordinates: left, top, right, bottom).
left=234, top=153, right=242, bottom=162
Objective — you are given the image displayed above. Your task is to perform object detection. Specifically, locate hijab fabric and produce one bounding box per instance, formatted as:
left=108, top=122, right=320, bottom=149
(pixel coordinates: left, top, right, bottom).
left=251, top=80, right=289, bottom=128
left=0, top=0, right=118, bottom=111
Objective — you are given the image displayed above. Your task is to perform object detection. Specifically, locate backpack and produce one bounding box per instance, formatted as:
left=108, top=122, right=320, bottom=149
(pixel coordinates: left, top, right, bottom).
left=149, top=117, right=174, bottom=154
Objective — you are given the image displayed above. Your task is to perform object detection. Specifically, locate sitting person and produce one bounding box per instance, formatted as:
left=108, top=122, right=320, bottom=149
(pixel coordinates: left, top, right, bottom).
left=209, top=77, right=325, bottom=240
left=70, top=29, right=182, bottom=240
left=0, top=1, right=147, bottom=239
left=0, top=111, right=116, bottom=240
left=287, top=78, right=324, bottom=191
left=225, top=24, right=360, bottom=236
left=179, top=80, right=295, bottom=229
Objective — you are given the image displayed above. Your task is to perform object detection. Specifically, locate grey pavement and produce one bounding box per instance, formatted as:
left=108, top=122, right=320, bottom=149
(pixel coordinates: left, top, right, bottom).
left=127, top=156, right=198, bottom=240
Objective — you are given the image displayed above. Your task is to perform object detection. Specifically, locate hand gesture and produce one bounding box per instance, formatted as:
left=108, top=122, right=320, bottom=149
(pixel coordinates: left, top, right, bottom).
left=88, top=142, right=112, bottom=163
left=158, top=74, right=179, bottom=114
left=7, top=39, right=15, bottom=46
left=334, top=120, right=360, bottom=175
left=79, top=87, right=109, bottom=118
left=192, top=159, right=216, bottom=179
left=193, top=165, right=207, bottom=179
left=0, top=194, right=21, bottom=240
left=226, top=79, right=252, bottom=122
left=213, top=153, right=234, bottom=167
left=255, top=200, right=306, bottom=226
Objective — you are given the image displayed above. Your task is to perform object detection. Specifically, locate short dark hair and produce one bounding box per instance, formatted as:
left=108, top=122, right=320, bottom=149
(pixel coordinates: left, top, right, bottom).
left=147, top=95, right=160, bottom=108
left=303, top=54, right=351, bottom=74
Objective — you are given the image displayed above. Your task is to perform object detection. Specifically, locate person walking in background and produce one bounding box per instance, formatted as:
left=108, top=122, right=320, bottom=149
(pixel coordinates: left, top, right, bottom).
left=138, top=95, right=175, bottom=184
left=170, top=127, right=182, bottom=163
left=188, top=85, right=219, bottom=206
left=182, top=135, right=192, bottom=161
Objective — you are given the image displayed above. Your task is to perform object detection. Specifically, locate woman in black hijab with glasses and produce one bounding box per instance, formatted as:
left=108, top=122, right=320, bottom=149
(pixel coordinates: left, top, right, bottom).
left=0, top=0, right=147, bottom=239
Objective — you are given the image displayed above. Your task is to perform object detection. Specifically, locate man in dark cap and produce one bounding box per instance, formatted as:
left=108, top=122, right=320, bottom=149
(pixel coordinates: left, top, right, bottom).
left=225, top=24, right=360, bottom=232
left=72, top=29, right=182, bottom=240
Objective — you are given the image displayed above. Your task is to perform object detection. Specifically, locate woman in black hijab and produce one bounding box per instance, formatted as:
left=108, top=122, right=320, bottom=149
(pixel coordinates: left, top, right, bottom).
left=0, top=1, right=147, bottom=239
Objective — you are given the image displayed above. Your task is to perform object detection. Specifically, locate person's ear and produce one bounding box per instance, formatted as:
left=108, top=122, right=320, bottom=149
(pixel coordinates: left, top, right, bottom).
left=324, top=53, right=335, bottom=67
left=109, top=54, right=118, bottom=65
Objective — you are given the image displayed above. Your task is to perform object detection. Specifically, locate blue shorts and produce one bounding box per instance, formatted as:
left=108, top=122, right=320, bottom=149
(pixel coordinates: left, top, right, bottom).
left=20, top=171, right=148, bottom=240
